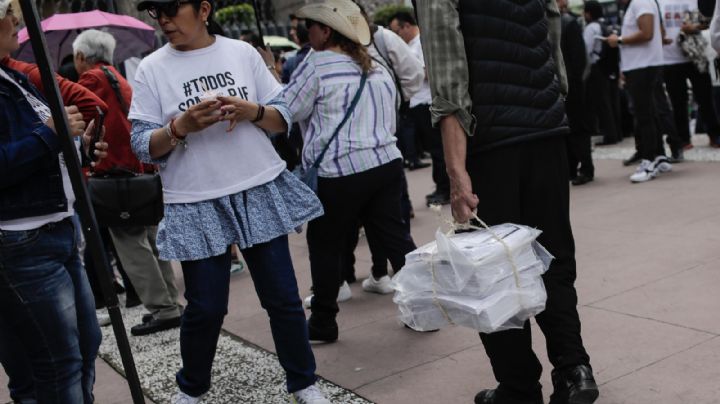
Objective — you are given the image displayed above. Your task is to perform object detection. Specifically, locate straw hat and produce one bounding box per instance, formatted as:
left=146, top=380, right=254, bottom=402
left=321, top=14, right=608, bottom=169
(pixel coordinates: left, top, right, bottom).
left=295, top=0, right=370, bottom=46
left=0, top=0, right=11, bottom=19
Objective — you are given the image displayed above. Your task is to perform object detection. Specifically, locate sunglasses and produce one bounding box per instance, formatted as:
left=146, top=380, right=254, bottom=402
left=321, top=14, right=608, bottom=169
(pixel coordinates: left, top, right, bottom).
left=147, top=0, right=193, bottom=20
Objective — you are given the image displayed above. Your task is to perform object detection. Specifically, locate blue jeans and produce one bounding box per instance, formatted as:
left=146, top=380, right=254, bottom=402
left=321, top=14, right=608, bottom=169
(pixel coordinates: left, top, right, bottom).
left=176, top=235, right=317, bottom=397
left=0, top=218, right=101, bottom=404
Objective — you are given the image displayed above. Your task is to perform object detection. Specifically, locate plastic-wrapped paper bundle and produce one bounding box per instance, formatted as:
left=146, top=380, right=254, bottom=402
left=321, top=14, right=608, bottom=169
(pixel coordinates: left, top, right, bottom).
left=392, top=223, right=553, bottom=333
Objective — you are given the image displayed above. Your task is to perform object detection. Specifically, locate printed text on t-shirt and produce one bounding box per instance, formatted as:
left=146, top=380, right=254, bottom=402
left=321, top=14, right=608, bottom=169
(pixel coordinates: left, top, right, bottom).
left=178, top=72, right=250, bottom=111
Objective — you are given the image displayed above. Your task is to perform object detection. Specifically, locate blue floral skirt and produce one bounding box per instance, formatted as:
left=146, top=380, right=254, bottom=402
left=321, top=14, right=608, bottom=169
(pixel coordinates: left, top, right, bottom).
left=156, top=170, right=323, bottom=261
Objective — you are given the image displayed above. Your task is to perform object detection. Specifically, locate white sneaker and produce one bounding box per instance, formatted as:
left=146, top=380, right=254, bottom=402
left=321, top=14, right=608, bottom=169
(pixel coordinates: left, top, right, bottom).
left=172, top=392, right=202, bottom=404
left=291, top=384, right=332, bottom=404
left=302, top=281, right=352, bottom=309
left=653, top=155, right=673, bottom=174
left=630, top=159, right=657, bottom=183
left=361, top=275, right=394, bottom=294
left=97, top=312, right=111, bottom=327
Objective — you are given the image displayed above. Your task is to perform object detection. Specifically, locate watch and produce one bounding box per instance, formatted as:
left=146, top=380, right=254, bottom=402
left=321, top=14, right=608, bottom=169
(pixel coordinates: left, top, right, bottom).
left=617, top=36, right=623, bottom=45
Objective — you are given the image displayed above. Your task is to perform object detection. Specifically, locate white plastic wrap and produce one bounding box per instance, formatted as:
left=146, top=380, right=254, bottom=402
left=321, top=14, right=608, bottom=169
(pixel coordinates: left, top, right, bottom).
left=392, top=224, right=553, bottom=333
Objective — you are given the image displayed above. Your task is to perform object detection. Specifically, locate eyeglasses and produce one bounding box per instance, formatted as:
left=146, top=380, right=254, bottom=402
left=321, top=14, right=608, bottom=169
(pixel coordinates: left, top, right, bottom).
left=147, top=0, right=192, bottom=20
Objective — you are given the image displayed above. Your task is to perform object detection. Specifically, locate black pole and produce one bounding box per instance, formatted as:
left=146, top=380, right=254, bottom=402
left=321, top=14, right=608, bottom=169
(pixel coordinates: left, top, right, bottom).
left=251, top=0, right=266, bottom=48
left=18, top=1, right=145, bottom=403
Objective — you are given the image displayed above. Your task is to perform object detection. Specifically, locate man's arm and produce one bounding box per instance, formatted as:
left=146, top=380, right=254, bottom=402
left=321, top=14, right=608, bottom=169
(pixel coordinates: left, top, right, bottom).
left=416, top=0, right=479, bottom=223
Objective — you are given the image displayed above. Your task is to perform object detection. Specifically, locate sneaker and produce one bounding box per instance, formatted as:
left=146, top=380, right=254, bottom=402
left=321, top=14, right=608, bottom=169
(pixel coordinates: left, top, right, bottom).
left=653, top=155, right=672, bottom=174
left=230, top=259, right=245, bottom=275
left=303, top=281, right=352, bottom=309
left=172, top=392, right=202, bottom=404
left=629, top=159, right=657, bottom=183
left=291, top=384, right=332, bottom=404
left=97, top=312, right=111, bottom=327
left=362, top=275, right=394, bottom=294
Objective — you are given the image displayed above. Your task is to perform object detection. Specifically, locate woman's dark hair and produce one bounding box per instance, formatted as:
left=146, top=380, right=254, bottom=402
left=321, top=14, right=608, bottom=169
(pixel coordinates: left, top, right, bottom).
left=189, top=0, right=225, bottom=36
left=331, top=30, right=372, bottom=73
left=584, top=1, right=604, bottom=21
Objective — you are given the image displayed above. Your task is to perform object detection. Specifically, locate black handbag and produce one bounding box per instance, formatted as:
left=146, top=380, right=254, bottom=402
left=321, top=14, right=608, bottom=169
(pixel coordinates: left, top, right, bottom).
left=87, top=171, right=164, bottom=227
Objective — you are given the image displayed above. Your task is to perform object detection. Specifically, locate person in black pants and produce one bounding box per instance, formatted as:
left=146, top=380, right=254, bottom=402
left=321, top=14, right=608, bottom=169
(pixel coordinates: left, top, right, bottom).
left=664, top=62, right=720, bottom=153
left=583, top=1, right=624, bottom=146
left=412, top=104, right=451, bottom=205
left=561, top=10, right=595, bottom=185
left=415, top=0, right=599, bottom=402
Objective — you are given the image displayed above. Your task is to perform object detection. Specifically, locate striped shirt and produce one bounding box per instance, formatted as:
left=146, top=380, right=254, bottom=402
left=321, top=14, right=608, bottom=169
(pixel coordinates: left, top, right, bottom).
left=270, top=51, right=402, bottom=178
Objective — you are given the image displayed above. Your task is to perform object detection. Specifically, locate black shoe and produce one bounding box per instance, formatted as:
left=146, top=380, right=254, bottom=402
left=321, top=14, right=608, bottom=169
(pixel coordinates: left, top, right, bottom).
left=130, top=316, right=181, bottom=336
left=571, top=175, right=593, bottom=186
left=425, top=191, right=450, bottom=206
left=125, top=295, right=142, bottom=309
left=595, top=140, right=617, bottom=146
left=407, top=160, right=431, bottom=171
left=475, top=389, right=544, bottom=404
left=669, top=148, right=684, bottom=163
left=622, top=152, right=641, bottom=167
left=142, top=313, right=154, bottom=324
left=550, top=364, right=599, bottom=404
left=307, top=315, right=338, bottom=342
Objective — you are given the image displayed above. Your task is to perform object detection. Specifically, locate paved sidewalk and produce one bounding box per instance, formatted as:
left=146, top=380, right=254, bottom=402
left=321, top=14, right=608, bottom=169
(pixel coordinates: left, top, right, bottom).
left=3, top=138, right=719, bottom=403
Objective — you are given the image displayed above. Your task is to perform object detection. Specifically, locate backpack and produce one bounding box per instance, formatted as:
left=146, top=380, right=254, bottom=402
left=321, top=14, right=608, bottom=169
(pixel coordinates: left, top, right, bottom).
left=594, top=20, right=621, bottom=79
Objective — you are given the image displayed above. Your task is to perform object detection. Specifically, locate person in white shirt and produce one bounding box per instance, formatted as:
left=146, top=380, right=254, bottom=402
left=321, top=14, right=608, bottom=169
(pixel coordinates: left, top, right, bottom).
left=660, top=0, right=720, bottom=154
left=390, top=10, right=451, bottom=206
left=129, top=0, right=329, bottom=403
left=608, top=0, right=676, bottom=182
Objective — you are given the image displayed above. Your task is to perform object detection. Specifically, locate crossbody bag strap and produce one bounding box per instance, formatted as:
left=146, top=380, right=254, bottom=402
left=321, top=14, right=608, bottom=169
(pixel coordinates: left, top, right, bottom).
left=100, top=65, right=130, bottom=116
left=312, top=72, right=368, bottom=168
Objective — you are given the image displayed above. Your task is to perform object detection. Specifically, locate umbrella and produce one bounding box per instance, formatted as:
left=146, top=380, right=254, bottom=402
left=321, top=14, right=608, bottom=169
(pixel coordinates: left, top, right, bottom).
left=15, top=10, right=156, bottom=67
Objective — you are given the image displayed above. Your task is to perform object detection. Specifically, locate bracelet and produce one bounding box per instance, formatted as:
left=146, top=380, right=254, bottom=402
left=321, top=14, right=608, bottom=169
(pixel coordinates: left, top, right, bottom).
left=165, top=118, right=187, bottom=149
left=251, top=104, right=266, bottom=123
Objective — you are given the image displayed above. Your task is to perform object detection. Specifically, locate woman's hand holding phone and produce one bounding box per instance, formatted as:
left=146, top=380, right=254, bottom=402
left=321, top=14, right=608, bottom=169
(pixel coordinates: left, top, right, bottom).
left=173, top=99, right=224, bottom=137
left=217, top=96, right=261, bottom=132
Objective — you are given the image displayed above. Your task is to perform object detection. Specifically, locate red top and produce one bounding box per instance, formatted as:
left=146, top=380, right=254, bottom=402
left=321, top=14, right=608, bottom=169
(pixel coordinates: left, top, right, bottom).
left=2, top=57, right=108, bottom=123
left=78, top=63, right=144, bottom=175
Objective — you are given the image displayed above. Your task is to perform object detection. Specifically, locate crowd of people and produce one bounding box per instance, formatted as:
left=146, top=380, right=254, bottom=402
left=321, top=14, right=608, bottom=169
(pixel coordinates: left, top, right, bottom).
left=2, top=0, right=720, bottom=402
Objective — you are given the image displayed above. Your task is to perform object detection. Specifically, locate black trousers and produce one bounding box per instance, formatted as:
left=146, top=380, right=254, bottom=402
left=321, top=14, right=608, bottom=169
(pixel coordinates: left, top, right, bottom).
left=586, top=64, right=623, bottom=144
left=307, top=159, right=416, bottom=319
left=342, top=171, right=413, bottom=281
left=664, top=62, right=720, bottom=148
left=624, top=66, right=672, bottom=160
left=411, top=104, right=450, bottom=195
left=566, top=79, right=594, bottom=178
left=469, top=137, right=590, bottom=397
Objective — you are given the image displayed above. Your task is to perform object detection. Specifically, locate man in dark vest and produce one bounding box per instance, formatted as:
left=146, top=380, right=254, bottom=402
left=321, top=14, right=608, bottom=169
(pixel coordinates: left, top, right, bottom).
left=414, top=1, right=599, bottom=403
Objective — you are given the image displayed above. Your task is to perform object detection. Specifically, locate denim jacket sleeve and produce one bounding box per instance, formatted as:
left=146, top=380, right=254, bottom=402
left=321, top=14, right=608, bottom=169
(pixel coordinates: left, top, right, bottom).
left=0, top=110, right=61, bottom=190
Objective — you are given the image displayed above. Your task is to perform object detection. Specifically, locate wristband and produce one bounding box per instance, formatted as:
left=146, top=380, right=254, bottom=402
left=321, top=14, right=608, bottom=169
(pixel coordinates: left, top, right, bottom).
left=251, top=104, right=266, bottom=123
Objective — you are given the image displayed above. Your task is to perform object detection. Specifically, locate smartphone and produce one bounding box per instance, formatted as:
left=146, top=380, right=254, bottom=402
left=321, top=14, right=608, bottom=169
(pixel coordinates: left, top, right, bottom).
left=88, top=106, right=105, bottom=162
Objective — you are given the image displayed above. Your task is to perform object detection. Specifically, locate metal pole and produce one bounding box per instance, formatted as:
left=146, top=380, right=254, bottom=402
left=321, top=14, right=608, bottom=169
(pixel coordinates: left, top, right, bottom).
left=18, top=1, right=146, bottom=403
left=251, top=0, right=266, bottom=48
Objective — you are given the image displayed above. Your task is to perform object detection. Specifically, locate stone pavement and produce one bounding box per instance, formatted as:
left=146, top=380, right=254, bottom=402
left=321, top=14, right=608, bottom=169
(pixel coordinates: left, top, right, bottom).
left=2, top=136, right=720, bottom=403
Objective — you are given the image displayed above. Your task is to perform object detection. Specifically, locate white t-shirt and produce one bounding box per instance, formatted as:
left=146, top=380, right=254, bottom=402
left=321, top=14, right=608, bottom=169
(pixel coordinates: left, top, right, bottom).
left=128, top=36, right=287, bottom=204
left=660, top=0, right=696, bottom=65
left=408, top=34, right=432, bottom=108
left=621, top=0, right=665, bottom=72
left=0, top=68, right=75, bottom=231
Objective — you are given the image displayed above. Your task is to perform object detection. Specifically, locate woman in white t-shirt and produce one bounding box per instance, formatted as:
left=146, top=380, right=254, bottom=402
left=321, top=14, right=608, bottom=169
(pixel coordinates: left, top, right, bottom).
left=129, top=1, right=329, bottom=403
